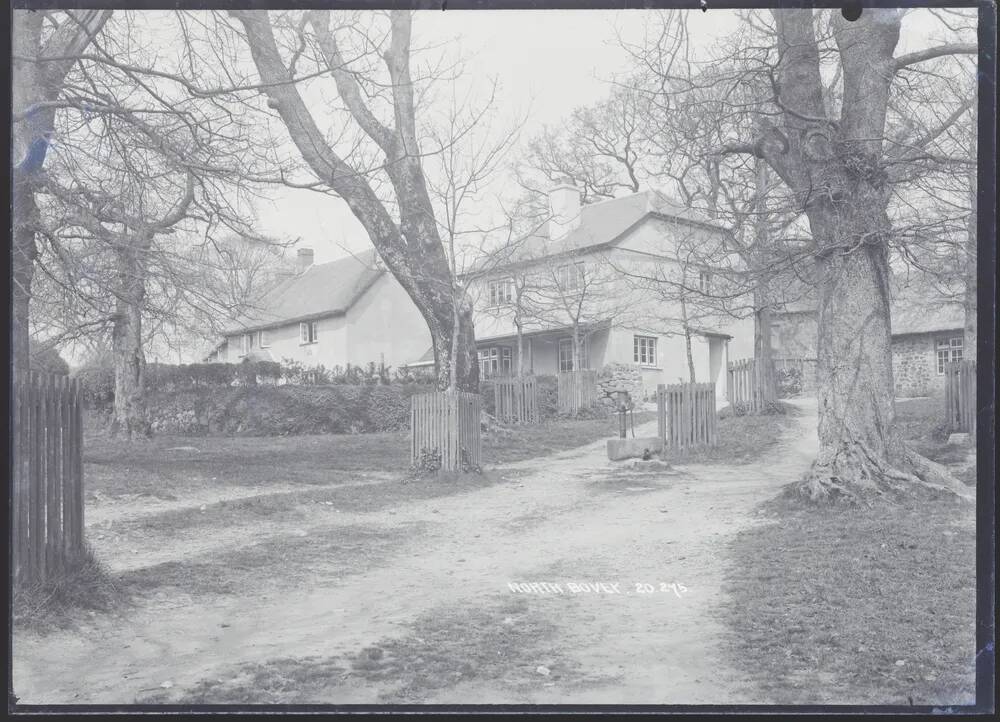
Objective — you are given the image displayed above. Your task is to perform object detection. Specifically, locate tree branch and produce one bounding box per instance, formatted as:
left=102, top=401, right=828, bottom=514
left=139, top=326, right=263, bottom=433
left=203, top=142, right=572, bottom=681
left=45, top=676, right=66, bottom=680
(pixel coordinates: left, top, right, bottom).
left=893, top=43, right=977, bottom=71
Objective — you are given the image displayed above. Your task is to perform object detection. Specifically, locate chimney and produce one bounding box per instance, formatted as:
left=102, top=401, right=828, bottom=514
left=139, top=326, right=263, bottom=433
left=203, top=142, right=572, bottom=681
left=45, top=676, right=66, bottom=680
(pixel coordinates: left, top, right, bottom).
left=296, top=247, right=314, bottom=273
left=548, top=180, right=581, bottom=239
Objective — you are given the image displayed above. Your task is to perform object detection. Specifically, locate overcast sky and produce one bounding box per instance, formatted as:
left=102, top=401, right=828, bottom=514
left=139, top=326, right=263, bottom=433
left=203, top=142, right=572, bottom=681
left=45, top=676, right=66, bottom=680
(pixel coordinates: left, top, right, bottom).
left=249, top=7, right=962, bottom=265
left=252, top=9, right=742, bottom=264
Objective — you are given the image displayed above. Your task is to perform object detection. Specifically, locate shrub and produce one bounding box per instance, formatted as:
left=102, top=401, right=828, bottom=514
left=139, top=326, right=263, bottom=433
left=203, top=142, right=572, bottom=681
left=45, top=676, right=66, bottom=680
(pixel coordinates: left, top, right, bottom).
left=30, top=344, right=70, bottom=375
left=145, top=382, right=438, bottom=436
left=776, top=366, right=803, bottom=398
left=535, top=375, right=559, bottom=419
left=74, top=355, right=115, bottom=410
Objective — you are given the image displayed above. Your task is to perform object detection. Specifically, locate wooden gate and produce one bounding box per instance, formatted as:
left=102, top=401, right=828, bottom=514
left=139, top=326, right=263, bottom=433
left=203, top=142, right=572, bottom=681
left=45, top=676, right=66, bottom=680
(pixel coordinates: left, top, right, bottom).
left=657, top=382, right=718, bottom=451
left=493, top=376, right=538, bottom=424
left=12, top=371, right=85, bottom=584
left=944, top=360, right=976, bottom=434
left=727, top=358, right=763, bottom=412
left=411, top=390, right=482, bottom=470
left=557, top=369, right=598, bottom=415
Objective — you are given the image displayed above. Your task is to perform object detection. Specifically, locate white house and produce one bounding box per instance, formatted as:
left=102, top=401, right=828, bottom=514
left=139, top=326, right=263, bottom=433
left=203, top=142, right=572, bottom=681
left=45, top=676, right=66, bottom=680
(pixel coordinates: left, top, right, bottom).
left=409, top=184, right=747, bottom=401
left=207, top=248, right=431, bottom=371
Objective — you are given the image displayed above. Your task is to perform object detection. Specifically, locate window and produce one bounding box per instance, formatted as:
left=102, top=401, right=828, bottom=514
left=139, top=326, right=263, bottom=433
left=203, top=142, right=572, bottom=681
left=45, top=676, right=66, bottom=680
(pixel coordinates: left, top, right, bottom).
left=487, top=278, right=514, bottom=308
left=634, top=335, right=658, bottom=366
left=558, top=337, right=589, bottom=372
left=240, top=333, right=254, bottom=356
left=258, top=329, right=270, bottom=348
left=698, top=270, right=712, bottom=293
left=478, top=346, right=513, bottom=377
left=299, top=321, right=319, bottom=345
left=556, top=262, right=584, bottom=291
left=936, top=336, right=963, bottom=374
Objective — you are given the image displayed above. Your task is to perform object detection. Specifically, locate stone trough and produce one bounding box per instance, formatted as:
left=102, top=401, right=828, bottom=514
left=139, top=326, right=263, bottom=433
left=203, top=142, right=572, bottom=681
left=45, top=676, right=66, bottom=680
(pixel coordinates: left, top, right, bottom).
left=607, top=436, right=663, bottom=461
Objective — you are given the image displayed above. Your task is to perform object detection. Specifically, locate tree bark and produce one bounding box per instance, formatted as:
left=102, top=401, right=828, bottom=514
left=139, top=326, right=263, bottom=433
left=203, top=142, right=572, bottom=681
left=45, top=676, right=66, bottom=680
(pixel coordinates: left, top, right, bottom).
left=963, top=161, right=977, bottom=362
left=232, top=10, right=478, bottom=392
left=11, top=10, right=112, bottom=370
left=756, top=9, right=969, bottom=501
left=680, top=295, right=696, bottom=383
left=752, top=291, right=778, bottom=404
left=110, top=233, right=153, bottom=439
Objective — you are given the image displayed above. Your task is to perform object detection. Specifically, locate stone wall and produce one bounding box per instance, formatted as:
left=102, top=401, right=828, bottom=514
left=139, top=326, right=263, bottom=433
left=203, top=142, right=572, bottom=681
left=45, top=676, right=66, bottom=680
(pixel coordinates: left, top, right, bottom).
left=597, top=363, right=645, bottom=408
left=892, top=334, right=944, bottom=397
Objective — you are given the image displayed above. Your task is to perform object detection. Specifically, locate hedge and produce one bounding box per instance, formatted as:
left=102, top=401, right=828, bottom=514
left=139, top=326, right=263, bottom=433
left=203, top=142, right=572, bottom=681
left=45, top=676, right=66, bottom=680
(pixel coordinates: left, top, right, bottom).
left=148, top=383, right=439, bottom=436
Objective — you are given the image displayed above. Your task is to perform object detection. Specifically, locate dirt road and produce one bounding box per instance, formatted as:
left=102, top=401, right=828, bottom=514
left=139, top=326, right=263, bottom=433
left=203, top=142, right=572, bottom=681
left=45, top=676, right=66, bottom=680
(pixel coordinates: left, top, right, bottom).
left=13, top=401, right=818, bottom=705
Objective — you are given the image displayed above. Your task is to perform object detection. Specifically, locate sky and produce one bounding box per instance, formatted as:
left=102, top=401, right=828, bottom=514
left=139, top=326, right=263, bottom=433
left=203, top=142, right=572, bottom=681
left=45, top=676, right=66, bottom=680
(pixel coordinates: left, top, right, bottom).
left=249, top=7, right=966, bottom=265
left=252, top=9, right=742, bottom=264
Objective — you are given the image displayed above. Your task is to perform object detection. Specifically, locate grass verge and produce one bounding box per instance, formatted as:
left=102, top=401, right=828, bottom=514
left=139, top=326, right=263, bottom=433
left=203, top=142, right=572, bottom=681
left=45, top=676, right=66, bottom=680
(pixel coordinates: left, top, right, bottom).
left=658, top=403, right=795, bottom=465
left=13, top=544, right=129, bottom=633
left=719, top=492, right=975, bottom=705
left=895, top=397, right=975, bottom=485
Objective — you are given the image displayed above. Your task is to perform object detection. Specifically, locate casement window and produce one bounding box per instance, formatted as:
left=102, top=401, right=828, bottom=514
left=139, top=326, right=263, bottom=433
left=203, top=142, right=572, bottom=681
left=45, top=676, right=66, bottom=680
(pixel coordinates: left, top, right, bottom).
left=240, top=333, right=254, bottom=356
left=487, top=278, right=514, bottom=308
left=634, top=335, right=658, bottom=366
left=258, top=329, right=271, bottom=348
left=558, top=337, right=589, bottom=372
left=936, top=336, right=963, bottom=374
left=478, top=346, right=512, bottom=377
left=698, top=270, right=712, bottom=293
left=556, top=262, right=585, bottom=291
left=299, top=321, right=319, bottom=345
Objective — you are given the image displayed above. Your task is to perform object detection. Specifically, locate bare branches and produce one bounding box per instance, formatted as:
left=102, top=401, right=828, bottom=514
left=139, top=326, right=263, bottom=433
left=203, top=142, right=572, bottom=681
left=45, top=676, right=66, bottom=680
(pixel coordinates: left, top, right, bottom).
left=893, top=43, right=977, bottom=72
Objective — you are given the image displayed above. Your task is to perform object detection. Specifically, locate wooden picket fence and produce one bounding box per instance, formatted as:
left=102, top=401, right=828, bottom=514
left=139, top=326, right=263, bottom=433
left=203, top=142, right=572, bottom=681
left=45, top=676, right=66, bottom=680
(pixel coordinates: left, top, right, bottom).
left=727, top=358, right=764, bottom=412
left=12, top=371, right=85, bottom=584
left=493, top=376, right=539, bottom=424
left=944, top=360, right=976, bottom=434
left=557, top=369, right=598, bottom=415
left=411, top=390, right=482, bottom=471
left=657, top=382, right=718, bottom=451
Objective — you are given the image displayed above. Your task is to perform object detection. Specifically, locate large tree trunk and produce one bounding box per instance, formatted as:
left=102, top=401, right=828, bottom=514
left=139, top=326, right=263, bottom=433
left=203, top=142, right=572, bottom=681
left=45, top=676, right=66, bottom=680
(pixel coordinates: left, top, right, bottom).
left=11, top=12, right=46, bottom=372
left=752, top=293, right=778, bottom=404
left=963, top=162, right=977, bottom=362
left=11, top=187, right=39, bottom=371
left=750, top=158, right=778, bottom=406
left=233, top=10, right=478, bottom=392
left=11, top=10, right=112, bottom=370
left=763, top=9, right=969, bottom=502
left=110, top=235, right=152, bottom=439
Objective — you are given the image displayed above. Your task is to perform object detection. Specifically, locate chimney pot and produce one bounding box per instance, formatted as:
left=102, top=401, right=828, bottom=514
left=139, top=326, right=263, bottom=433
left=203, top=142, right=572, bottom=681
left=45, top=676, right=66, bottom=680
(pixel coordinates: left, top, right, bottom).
left=548, top=182, right=581, bottom=240
left=296, top=247, right=314, bottom=273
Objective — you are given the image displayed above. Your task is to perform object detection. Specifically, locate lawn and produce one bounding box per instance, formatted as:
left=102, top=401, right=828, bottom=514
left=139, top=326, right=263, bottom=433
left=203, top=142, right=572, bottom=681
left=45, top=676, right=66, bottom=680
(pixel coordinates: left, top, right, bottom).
left=895, top=396, right=976, bottom=485
left=720, top=493, right=976, bottom=705
left=662, top=404, right=795, bottom=465
left=83, top=412, right=652, bottom=501
left=718, top=395, right=977, bottom=705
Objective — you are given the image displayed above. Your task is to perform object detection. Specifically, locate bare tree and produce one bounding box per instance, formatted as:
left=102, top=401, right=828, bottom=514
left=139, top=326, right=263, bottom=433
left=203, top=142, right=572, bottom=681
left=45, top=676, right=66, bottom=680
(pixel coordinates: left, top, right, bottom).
left=629, top=8, right=977, bottom=499
left=228, top=9, right=483, bottom=391
left=12, top=9, right=112, bottom=370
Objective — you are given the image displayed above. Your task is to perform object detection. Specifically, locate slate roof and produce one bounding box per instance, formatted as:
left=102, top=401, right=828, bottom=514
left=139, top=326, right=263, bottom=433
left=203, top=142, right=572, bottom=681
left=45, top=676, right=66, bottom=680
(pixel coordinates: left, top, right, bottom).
left=223, top=249, right=383, bottom=334
left=890, top=298, right=964, bottom=335
left=468, top=190, right=722, bottom=273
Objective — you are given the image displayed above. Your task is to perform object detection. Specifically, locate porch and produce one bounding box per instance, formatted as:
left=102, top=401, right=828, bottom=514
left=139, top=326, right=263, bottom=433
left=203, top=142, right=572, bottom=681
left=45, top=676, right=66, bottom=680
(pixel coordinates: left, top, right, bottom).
left=476, top=325, right=610, bottom=379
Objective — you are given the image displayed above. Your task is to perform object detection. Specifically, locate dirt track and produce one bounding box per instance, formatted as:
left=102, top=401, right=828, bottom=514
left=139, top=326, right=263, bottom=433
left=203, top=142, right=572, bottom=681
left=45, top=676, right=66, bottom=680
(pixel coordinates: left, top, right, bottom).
left=13, top=401, right=818, bottom=704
